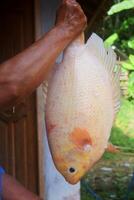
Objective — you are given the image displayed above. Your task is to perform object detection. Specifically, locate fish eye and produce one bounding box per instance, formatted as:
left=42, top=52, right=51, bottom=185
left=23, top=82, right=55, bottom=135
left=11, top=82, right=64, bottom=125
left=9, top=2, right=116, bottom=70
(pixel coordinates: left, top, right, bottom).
left=68, top=167, right=77, bottom=174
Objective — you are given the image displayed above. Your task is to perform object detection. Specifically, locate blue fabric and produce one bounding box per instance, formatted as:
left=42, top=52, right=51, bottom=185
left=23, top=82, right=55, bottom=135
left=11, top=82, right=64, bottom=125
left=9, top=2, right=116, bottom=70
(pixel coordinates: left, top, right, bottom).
left=0, top=167, right=5, bottom=200
left=124, top=172, right=134, bottom=200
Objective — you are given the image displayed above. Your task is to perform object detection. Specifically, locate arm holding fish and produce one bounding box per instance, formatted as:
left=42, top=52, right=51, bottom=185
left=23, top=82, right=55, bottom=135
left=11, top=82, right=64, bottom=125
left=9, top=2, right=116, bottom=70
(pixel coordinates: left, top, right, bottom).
left=0, top=0, right=87, bottom=110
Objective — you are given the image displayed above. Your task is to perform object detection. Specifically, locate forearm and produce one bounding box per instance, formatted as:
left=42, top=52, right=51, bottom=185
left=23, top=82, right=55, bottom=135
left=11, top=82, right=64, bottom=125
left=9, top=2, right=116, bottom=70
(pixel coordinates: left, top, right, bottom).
left=2, top=174, right=42, bottom=200
left=0, top=25, right=72, bottom=109
left=0, top=0, right=87, bottom=109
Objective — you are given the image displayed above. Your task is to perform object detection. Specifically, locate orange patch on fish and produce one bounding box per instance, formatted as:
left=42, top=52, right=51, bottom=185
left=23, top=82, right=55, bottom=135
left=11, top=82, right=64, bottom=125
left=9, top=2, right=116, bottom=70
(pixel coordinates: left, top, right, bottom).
left=47, top=123, right=56, bottom=134
left=54, top=155, right=64, bottom=162
left=69, top=128, right=92, bottom=148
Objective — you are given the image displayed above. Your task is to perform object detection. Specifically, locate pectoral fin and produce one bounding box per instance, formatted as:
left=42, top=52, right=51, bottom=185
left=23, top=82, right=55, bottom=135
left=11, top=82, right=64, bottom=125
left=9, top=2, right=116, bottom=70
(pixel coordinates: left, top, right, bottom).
left=106, top=143, right=120, bottom=153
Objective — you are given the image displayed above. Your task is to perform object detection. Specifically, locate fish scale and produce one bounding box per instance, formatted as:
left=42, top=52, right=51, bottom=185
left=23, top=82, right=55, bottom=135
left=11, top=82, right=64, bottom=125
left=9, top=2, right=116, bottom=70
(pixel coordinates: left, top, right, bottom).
left=45, top=33, right=121, bottom=184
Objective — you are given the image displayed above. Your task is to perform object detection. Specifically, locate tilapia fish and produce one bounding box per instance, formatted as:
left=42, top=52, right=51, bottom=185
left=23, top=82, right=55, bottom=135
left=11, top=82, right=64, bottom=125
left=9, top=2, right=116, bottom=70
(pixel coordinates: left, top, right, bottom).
left=45, top=33, right=120, bottom=184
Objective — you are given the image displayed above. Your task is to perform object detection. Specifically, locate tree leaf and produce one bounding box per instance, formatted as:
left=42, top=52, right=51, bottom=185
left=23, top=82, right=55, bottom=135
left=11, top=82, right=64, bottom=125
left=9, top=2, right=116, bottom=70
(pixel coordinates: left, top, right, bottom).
left=129, top=72, right=134, bottom=83
left=128, top=38, right=134, bottom=49
left=122, top=61, right=134, bottom=70
left=108, top=0, right=134, bottom=15
left=129, top=55, right=134, bottom=65
left=104, top=33, right=118, bottom=47
left=128, top=72, right=134, bottom=98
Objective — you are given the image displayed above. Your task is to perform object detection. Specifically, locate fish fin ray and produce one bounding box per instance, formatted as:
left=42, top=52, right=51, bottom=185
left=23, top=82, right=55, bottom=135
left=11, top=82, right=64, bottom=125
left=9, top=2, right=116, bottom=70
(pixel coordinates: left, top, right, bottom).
left=42, top=63, right=59, bottom=109
left=86, top=33, right=121, bottom=117
left=42, top=80, right=48, bottom=110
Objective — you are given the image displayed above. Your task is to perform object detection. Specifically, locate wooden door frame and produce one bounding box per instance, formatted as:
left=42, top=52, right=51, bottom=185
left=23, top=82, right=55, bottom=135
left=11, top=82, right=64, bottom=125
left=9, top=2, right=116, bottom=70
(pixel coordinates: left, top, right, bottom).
left=34, top=0, right=45, bottom=198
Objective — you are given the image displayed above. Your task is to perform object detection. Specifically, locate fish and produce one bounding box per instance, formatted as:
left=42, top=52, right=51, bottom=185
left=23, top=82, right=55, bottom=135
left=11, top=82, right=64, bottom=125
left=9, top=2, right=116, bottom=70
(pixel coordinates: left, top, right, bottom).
left=45, top=33, right=120, bottom=185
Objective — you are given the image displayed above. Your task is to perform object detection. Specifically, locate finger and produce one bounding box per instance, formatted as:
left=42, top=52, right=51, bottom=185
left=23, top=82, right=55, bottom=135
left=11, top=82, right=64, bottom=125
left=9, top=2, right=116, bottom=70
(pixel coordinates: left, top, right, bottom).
left=62, top=0, right=77, bottom=4
left=68, top=0, right=77, bottom=2
left=62, top=0, right=81, bottom=9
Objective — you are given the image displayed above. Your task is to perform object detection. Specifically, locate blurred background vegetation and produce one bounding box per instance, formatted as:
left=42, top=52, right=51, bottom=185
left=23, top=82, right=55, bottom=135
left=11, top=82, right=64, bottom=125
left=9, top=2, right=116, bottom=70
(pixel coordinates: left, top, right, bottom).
left=81, top=0, right=134, bottom=199
left=101, top=0, right=134, bottom=157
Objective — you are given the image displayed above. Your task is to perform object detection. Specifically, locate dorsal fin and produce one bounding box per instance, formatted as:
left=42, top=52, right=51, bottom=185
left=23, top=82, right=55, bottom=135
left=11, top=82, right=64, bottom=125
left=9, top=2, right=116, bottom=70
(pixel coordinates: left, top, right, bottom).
left=86, top=33, right=121, bottom=116
left=42, top=63, right=59, bottom=109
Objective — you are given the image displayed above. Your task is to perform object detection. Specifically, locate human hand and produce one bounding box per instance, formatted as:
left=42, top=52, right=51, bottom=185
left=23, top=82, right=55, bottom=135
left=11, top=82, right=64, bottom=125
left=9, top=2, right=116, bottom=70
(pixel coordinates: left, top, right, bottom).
left=56, top=0, right=87, bottom=39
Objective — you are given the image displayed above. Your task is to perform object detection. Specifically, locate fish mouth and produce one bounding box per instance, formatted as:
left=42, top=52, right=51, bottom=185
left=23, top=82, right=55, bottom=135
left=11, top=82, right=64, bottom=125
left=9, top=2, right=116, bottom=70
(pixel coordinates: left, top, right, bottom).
left=65, top=176, right=80, bottom=185
left=64, top=160, right=98, bottom=185
left=64, top=169, right=87, bottom=185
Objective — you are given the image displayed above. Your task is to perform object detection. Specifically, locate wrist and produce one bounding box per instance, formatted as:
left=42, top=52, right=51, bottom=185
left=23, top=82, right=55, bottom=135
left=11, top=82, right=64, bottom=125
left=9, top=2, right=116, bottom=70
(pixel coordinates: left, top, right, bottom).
left=54, top=23, right=76, bottom=42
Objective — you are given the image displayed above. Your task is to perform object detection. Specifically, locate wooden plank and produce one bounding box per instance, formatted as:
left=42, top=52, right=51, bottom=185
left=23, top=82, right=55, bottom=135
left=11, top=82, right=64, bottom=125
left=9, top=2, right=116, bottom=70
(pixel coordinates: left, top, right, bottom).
left=0, top=0, right=39, bottom=194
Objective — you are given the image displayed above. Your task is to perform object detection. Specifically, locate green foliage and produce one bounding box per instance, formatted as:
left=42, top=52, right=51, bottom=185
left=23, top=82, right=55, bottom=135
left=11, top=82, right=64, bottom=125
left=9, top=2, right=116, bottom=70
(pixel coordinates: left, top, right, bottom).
left=103, top=15, right=134, bottom=54
left=101, top=0, right=134, bottom=101
left=128, top=72, right=134, bottom=98
left=115, top=99, right=134, bottom=137
left=129, top=54, right=134, bottom=64
left=121, top=55, right=134, bottom=97
left=122, top=55, right=134, bottom=70
left=103, top=151, right=118, bottom=160
left=128, top=38, right=134, bottom=49
left=104, top=33, right=118, bottom=47
left=104, top=98, right=134, bottom=159
left=108, top=0, right=134, bottom=15
left=110, top=127, right=134, bottom=150
left=81, top=2, right=134, bottom=200
left=121, top=60, right=134, bottom=70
